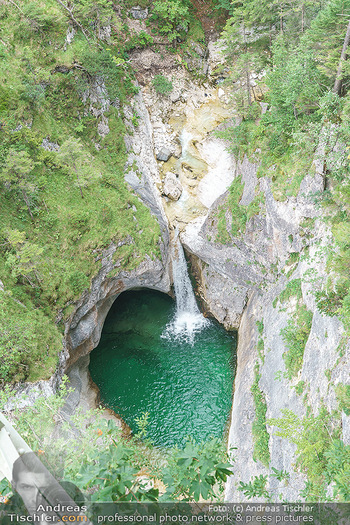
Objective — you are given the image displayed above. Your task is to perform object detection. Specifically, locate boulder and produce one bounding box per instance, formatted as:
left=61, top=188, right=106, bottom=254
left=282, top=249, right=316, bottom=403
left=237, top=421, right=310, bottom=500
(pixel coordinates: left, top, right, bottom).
left=191, top=42, right=206, bottom=58
left=170, top=91, right=181, bottom=103
left=130, top=6, right=148, bottom=20
left=156, top=147, right=172, bottom=162
left=41, top=138, right=60, bottom=152
left=162, top=172, right=182, bottom=201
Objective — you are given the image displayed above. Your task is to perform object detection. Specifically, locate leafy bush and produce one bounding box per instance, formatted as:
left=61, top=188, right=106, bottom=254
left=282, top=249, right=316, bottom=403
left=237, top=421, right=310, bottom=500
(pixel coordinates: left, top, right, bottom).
left=269, top=407, right=346, bottom=499
left=151, top=0, right=190, bottom=42
left=335, top=384, right=350, bottom=416
left=251, top=364, right=270, bottom=467
left=67, top=270, right=90, bottom=295
left=124, top=31, right=154, bottom=51
left=1, top=386, right=234, bottom=503
left=152, top=75, right=173, bottom=95
left=324, top=439, right=350, bottom=501
left=281, top=304, right=313, bottom=379
left=239, top=474, right=269, bottom=499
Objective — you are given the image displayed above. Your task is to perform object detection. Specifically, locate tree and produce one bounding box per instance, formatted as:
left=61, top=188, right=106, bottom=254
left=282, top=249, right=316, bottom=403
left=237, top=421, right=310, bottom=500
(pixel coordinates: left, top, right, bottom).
left=0, top=149, right=35, bottom=219
left=5, top=229, right=43, bottom=286
left=304, top=0, right=350, bottom=93
left=57, top=138, right=94, bottom=199
left=75, top=0, right=114, bottom=38
left=222, top=5, right=269, bottom=112
left=333, top=17, right=350, bottom=95
left=151, top=0, right=190, bottom=43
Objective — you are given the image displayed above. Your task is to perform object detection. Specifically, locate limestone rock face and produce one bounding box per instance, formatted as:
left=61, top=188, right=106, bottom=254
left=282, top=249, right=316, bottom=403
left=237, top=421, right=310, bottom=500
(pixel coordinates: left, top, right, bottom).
left=60, top=252, right=170, bottom=414
left=162, top=172, right=182, bottom=201
left=207, top=40, right=227, bottom=76
left=41, top=138, right=60, bottom=152
left=123, top=90, right=170, bottom=259
left=179, top=145, right=350, bottom=501
left=58, top=90, right=172, bottom=413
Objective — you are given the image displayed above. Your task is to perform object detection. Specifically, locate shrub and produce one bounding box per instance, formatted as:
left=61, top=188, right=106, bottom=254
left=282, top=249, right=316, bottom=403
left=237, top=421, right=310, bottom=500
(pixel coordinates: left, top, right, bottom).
left=152, top=75, right=173, bottom=95
left=67, top=270, right=89, bottom=295
left=151, top=0, right=190, bottom=42
left=251, top=364, right=270, bottom=467
left=281, top=304, right=313, bottom=379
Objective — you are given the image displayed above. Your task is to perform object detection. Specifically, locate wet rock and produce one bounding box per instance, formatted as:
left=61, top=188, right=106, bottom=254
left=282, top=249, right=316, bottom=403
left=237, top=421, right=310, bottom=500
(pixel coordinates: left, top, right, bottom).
left=156, top=147, right=172, bottom=162
left=130, top=6, right=148, bottom=20
left=163, top=172, right=182, bottom=201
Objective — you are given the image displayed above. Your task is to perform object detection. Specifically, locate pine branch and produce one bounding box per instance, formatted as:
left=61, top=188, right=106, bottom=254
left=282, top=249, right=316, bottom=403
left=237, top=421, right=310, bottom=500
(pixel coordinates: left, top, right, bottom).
left=54, top=0, right=92, bottom=47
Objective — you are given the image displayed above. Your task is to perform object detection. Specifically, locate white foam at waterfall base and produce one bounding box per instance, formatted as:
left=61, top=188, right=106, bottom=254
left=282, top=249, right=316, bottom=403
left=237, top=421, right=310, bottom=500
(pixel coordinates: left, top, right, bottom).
left=162, top=236, right=209, bottom=344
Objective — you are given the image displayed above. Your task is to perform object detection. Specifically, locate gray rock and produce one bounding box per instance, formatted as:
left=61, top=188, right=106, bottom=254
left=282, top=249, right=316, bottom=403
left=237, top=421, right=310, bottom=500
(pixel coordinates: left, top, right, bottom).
left=170, top=91, right=181, bottom=104
left=191, top=42, right=206, bottom=58
left=162, top=172, right=182, bottom=201
left=97, top=116, right=110, bottom=138
left=65, top=26, right=75, bottom=45
left=130, top=6, right=148, bottom=20
left=156, top=147, right=172, bottom=162
left=42, top=138, right=60, bottom=152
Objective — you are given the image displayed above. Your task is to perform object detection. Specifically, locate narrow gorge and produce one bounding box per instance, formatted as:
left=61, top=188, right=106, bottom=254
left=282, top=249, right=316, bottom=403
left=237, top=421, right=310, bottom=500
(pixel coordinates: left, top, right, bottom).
left=1, top=0, right=350, bottom=507
left=60, top=48, right=350, bottom=501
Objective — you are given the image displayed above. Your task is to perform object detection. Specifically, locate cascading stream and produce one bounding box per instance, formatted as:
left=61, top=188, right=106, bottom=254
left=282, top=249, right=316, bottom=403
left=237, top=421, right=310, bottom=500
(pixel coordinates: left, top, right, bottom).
left=162, top=234, right=209, bottom=343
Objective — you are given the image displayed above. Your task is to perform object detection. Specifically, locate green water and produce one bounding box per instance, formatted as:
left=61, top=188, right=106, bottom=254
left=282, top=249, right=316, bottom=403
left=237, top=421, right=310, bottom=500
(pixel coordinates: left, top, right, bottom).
left=89, top=290, right=236, bottom=447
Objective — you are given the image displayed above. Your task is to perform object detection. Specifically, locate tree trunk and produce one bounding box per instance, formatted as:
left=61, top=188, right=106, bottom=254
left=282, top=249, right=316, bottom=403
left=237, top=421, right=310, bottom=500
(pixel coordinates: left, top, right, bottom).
left=21, top=188, right=34, bottom=220
left=280, top=6, right=283, bottom=35
left=333, top=18, right=350, bottom=96
left=243, top=25, right=251, bottom=107
left=54, top=0, right=92, bottom=46
left=73, top=164, right=84, bottom=199
left=301, top=3, right=304, bottom=33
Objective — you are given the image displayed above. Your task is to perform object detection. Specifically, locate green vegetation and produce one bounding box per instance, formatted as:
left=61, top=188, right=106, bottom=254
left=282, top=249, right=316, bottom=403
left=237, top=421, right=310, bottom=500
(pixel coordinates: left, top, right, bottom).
left=269, top=406, right=350, bottom=500
left=294, top=380, right=306, bottom=395
left=256, top=320, right=264, bottom=335
left=0, top=383, right=233, bottom=503
left=242, top=405, right=350, bottom=502
left=217, top=0, right=350, bottom=330
left=273, top=279, right=313, bottom=378
left=256, top=320, right=265, bottom=362
left=279, top=278, right=303, bottom=304
left=251, top=363, right=270, bottom=467
left=0, top=0, right=165, bottom=382
left=335, top=383, right=350, bottom=415
left=216, top=176, right=264, bottom=241
left=281, top=304, right=313, bottom=379
left=151, top=0, right=191, bottom=43
left=152, top=75, right=174, bottom=95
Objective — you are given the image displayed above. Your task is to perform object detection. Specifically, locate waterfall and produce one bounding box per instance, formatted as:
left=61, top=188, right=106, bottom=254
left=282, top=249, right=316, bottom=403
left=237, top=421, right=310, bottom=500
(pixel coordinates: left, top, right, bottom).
left=162, top=234, right=209, bottom=343
left=179, top=129, right=192, bottom=157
